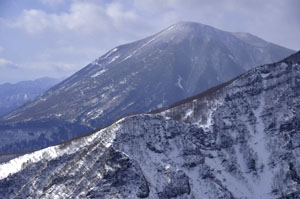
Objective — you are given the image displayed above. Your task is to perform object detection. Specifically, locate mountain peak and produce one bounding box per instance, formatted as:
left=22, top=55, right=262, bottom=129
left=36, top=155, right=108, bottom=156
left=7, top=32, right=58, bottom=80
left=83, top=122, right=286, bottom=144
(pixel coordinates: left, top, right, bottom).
left=161, top=21, right=215, bottom=35
left=171, top=21, right=206, bottom=28
left=0, top=22, right=294, bottom=154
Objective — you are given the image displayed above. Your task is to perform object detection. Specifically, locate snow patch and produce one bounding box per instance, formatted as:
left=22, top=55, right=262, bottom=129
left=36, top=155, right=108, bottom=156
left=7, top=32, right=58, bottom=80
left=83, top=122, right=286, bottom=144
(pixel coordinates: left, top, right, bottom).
left=198, top=100, right=223, bottom=128
left=261, top=72, right=270, bottom=78
left=166, top=25, right=175, bottom=32
left=121, top=54, right=132, bottom=62
left=108, top=55, right=120, bottom=64
left=91, top=59, right=102, bottom=66
left=90, top=109, right=104, bottom=120
left=177, top=75, right=184, bottom=90
left=119, top=77, right=128, bottom=85
left=183, top=109, right=193, bottom=120
left=103, top=48, right=118, bottom=59
left=228, top=54, right=237, bottom=63
left=157, top=103, right=163, bottom=108
left=141, top=35, right=159, bottom=48
left=91, top=69, right=107, bottom=78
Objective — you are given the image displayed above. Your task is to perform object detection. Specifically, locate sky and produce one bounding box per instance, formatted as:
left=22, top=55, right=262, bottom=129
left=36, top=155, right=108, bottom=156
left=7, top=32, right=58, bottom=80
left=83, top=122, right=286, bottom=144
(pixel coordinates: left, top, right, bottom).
left=0, top=0, right=299, bottom=84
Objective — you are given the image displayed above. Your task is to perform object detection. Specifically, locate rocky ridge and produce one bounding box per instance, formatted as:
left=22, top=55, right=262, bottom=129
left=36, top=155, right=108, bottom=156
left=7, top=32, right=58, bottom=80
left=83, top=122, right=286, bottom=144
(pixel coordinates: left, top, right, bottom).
left=0, top=51, right=299, bottom=198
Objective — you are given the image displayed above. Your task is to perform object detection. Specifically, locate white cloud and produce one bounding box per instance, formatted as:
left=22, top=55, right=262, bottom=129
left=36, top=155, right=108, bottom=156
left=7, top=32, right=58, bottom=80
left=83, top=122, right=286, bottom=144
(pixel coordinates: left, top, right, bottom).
left=106, top=2, right=138, bottom=25
left=10, top=1, right=145, bottom=36
left=0, top=47, right=4, bottom=53
left=0, top=58, right=18, bottom=69
left=9, top=2, right=105, bottom=34
left=12, top=9, right=49, bottom=34
left=40, top=0, right=65, bottom=7
left=0, top=58, right=13, bottom=65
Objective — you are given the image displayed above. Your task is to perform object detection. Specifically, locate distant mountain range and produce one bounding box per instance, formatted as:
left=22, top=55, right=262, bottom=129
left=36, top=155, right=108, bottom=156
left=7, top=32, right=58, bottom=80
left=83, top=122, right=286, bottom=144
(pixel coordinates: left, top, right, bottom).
left=1, top=50, right=299, bottom=198
left=0, top=22, right=295, bottom=153
left=0, top=77, right=62, bottom=117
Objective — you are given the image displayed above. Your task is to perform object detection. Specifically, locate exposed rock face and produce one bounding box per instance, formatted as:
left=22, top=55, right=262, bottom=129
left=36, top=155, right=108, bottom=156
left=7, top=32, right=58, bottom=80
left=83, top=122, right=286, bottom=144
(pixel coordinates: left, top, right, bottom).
left=0, top=22, right=294, bottom=154
left=0, top=51, right=299, bottom=198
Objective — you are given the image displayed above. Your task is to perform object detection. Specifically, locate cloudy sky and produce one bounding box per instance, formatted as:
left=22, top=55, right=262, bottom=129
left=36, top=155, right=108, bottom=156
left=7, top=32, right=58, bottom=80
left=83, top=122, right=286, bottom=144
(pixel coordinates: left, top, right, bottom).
left=0, top=0, right=299, bottom=83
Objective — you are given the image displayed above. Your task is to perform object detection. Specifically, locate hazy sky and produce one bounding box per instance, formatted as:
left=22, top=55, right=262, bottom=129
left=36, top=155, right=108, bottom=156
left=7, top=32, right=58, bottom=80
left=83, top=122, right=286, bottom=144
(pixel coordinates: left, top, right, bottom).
left=0, top=0, right=299, bottom=83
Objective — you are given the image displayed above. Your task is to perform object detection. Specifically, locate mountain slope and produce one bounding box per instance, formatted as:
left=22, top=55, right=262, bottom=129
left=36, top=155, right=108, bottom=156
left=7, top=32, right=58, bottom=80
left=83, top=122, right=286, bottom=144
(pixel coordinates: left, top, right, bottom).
left=0, top=51, right=299, bottom=198
left=0, top=77, right=61, bottom=117
left=0, top=22, right=295, bottom=153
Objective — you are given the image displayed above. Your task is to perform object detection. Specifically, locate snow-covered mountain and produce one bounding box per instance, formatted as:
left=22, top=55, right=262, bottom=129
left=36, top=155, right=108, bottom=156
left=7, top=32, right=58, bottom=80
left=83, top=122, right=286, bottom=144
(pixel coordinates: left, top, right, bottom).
left=0, top=22, right=294, bottom=153
left=0, top=77, right=61, bottom=117
left=0, top=50, right=299, bottom=198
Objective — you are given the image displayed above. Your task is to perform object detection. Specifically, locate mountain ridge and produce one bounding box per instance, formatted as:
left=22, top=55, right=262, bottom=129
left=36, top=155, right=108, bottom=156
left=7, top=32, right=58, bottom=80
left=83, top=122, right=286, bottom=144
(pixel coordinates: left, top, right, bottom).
left=0, top=21, right=295, bottom=154
left=0, top=50, right=299, bottom=198
left=0, top=77, right=62, bottom=118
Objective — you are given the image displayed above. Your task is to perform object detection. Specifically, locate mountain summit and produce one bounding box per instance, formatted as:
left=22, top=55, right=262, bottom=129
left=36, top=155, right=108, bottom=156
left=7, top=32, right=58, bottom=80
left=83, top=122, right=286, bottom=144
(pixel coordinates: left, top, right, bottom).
left=0, top=22, right=295, bottom=153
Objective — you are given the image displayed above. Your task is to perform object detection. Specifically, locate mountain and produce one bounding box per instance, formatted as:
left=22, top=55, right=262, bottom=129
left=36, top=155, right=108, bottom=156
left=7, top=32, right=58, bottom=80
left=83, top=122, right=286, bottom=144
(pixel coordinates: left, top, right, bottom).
left=0, top=51, right=299, bottom=198
left=0, top=22, right=295, bottom=154
left=0, top=77, right=62, bottom=117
